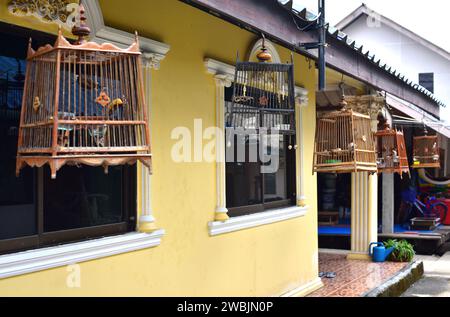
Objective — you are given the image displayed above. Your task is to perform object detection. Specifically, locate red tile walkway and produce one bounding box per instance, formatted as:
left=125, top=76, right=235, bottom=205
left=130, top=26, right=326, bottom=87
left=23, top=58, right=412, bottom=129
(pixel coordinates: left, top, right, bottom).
left=308, top=253, right=408, bottom=297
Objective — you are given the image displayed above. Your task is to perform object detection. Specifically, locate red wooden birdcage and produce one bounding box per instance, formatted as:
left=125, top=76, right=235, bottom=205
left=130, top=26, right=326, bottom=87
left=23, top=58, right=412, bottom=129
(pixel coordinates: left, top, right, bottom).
left=412, top=131, right=440, bottom=169
left=375, top=125, right=410, bottom=177
left=313, top=107, right=377, bottom=174
left=16, top=4, right=151, bottom=179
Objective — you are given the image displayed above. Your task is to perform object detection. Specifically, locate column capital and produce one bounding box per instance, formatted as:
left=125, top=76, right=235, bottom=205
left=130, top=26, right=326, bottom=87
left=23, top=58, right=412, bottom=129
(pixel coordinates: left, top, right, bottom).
left=344, top=94, right=385, bottom=116
left=205, top=58, right=235, bottom=88
left=142, top=52, right=166, bottom=70
left=214, top=74, right=233, bottom=88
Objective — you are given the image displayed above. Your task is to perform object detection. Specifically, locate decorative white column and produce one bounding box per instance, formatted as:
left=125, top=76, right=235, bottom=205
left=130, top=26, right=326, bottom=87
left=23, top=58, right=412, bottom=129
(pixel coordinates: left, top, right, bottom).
left=382, top=173, right=395, bottom=234
left=349, top=172, right=378, bottom=258
left=379, top=107, right=395, bottom=234
left=295, top=87, right=309, bottom=207
left=348, top=97, right=382, bottom=260
left=213, top=75, right=233, bottom=221
left=138, top=53, right=165, bottom=233
left=205, top=59, right=235, bottom=221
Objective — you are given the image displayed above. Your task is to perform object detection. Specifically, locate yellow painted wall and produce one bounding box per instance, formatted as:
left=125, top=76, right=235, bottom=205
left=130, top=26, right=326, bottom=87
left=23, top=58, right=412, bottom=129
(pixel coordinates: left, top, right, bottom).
left=0, top=0, right=318, bottom=296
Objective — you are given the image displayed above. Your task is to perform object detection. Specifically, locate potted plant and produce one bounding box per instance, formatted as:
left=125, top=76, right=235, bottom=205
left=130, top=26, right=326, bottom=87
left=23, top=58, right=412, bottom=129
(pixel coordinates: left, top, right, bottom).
left=384, top=239, right=415, bottom=262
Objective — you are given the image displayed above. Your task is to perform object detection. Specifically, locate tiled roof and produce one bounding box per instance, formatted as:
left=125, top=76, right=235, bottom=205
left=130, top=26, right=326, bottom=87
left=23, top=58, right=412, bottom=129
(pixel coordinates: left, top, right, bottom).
left=277, top=0, right=446, bottom=109
left=327, top=25, right=446, bottom=108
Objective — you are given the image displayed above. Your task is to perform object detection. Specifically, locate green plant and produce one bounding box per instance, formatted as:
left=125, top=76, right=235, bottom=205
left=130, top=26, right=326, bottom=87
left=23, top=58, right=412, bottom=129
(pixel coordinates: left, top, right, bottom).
left=384, top=239, right=415, bottom=263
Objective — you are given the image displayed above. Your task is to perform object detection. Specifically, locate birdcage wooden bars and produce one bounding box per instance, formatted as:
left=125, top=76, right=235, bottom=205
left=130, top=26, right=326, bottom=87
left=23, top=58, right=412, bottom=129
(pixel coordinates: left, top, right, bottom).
left=412, top=134, right=440, bottom=169
left=375, top=126, right=410, bottom=177
left=313, top=109, right=377, bottom=174
left=16, top=28, right=152, bottom=179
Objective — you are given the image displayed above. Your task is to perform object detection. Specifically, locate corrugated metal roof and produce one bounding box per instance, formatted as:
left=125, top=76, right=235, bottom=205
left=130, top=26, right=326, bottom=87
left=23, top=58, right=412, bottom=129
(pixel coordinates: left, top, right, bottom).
left=387, top=93, right=450, bottom=138
left=277, top=0, right=447, bottom=109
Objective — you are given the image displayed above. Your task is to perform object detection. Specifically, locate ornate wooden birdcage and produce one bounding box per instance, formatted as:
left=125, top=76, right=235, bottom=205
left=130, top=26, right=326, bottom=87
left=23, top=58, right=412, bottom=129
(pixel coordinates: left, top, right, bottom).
left=412, top=130, right=440, bottom=169
left=313, top=106, right=377, bottom=174
left=16, top=4, right=151, bottom=179
left=375, top=124, right=410, bottom=177
left=227, top=41, right=296, bottom=136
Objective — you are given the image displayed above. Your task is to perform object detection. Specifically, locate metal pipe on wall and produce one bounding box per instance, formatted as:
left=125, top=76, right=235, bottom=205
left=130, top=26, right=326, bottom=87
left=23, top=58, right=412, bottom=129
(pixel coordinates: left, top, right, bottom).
left=318, top=0, right=326, bottom=91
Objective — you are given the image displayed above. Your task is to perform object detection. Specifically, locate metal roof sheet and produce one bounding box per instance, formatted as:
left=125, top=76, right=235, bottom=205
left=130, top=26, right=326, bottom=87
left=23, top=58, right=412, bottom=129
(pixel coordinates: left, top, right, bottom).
left=277, top=0, right=447, bottom=109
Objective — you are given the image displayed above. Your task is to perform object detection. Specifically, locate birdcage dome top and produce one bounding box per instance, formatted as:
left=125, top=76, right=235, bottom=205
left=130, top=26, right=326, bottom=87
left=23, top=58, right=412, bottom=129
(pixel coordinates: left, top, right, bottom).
left=319, top=108, right=371, bottom=120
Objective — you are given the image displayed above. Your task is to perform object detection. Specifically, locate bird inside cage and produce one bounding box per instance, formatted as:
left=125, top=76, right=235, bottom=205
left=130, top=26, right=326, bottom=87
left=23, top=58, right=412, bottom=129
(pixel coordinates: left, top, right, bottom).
left=16, top=3, right=152, bottom=179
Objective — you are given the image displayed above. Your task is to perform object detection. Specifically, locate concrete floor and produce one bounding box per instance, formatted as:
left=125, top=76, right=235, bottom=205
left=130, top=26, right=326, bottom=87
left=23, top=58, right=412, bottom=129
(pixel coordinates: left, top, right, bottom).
left=402, top=253, right=450, bottom=297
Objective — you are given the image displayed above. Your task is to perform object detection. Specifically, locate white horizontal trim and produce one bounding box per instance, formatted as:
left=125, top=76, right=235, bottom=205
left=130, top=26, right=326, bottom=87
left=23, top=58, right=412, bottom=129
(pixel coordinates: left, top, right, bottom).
left=84, top=0, right=170, bottom=56
left=208, top=206, right=308, bottom=236
left=0, top=230, right=165, bottom=280
left=94, top=26, right=170, bottom=56
left=204, top=58, right=235, bottom=80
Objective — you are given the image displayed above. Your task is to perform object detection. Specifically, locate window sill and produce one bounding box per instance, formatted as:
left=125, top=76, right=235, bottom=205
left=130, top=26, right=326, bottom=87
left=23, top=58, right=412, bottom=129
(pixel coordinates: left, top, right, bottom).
left=0, top=230, right=165, bottom=280
left=208, top=206, right=308, bottom=236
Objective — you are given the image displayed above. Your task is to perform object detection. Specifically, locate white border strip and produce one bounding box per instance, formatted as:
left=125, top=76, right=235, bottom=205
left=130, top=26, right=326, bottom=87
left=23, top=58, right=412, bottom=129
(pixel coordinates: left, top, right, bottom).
left=208, top=206, right=308, bottom=236
left=0, top=230, right=165, bottom=280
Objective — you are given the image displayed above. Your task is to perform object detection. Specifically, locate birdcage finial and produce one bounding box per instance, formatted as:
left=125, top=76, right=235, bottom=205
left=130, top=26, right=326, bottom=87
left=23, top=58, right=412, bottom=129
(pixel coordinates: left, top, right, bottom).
left=257, top=34, right=272, bottom=62
left=72, top=0, right=91, bottom=45
left=27, top=37, right=35, bottom=58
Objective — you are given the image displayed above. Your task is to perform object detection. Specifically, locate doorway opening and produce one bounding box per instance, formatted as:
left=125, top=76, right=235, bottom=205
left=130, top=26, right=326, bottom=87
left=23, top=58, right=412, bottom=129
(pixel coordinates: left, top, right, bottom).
left=318, top=173, right=352, bottom=250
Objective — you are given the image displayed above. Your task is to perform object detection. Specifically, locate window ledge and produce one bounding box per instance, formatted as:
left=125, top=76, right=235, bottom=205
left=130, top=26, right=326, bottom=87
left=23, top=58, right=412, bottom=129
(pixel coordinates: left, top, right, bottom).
left=0, top=230, right=165, bottom=280
left=208, top=206, right=308, bottom=236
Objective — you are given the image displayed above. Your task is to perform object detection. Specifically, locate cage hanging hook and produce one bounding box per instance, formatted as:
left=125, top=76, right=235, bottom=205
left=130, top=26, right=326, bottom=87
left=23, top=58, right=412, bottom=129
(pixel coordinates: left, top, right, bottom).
left=72, top=0, right=91, bottom=45
left=338, top=81, right=348, bottom=110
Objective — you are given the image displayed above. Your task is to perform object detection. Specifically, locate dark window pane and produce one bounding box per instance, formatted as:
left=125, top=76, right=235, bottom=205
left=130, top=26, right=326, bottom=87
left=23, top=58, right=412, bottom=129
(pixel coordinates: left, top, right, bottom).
left=43, top=166, right=125, bottom=232
left=226, top=135, right=262, bottom=208
left=0, top=25, right=136, bottom=253
left=419, top=73, right=434, bottom=93
left=0, top=55, right=36, bottom=240
left=225, top=87, right=296, bottom=217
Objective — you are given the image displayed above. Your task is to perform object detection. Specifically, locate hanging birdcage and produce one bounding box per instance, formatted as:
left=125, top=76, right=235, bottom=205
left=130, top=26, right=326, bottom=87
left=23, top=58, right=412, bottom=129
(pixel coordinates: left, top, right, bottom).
left=412, top=131, right=440, bottom=169
left=16, top=4, right=151, bottom=179
left=313, top=108, right=377, bottom=174
left=375, top=125, right=410, bottom=177
left=227, top=42, right=296, bottom=136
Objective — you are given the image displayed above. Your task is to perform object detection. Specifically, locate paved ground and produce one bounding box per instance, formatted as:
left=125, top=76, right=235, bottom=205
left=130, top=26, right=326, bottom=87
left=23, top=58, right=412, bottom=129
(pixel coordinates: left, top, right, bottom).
left=401, top=253, right=450, bottom=297
left=309, top=251, right=407, bottom=297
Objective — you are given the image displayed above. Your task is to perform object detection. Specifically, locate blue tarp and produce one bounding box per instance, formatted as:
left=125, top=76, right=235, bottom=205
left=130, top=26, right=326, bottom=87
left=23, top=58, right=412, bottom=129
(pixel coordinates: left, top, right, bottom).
left=318, top=225, right=436, bottom=236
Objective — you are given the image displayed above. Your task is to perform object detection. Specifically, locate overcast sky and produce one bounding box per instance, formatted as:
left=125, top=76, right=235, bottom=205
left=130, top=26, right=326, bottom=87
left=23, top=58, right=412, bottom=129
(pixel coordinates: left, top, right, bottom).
left=299, top=0, right=450, bottom=52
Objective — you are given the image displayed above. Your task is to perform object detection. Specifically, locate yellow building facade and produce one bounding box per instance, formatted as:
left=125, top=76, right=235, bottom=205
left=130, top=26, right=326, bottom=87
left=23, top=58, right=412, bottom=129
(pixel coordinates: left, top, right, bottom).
left=0, top=0, right=321, bottom=296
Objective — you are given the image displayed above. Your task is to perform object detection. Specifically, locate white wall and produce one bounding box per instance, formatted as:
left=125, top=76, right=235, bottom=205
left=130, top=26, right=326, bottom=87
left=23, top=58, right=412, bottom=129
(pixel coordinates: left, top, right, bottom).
left=341, top=16, right=450, bottom=123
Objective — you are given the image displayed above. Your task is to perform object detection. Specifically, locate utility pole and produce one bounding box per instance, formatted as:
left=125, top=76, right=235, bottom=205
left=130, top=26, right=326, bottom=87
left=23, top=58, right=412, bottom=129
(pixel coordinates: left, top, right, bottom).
left=318, top=0, right=326, bottom=91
